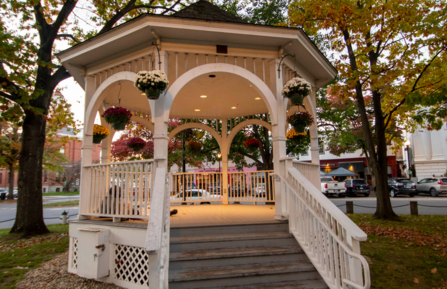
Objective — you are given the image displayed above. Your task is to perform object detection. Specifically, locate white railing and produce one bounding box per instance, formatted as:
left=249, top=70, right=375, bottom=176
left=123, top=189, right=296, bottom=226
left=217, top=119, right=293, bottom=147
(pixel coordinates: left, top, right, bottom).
left=228, top=170, right=275, bottom=203
left=279, top=158, right=370, bottom=289
left=82, top=160, right=152, bottom=218
left=170, top=172, right=223, bottom=204
left=146, top=167, right=171, bottom=289
left=293, top=160, right=321, bottom=189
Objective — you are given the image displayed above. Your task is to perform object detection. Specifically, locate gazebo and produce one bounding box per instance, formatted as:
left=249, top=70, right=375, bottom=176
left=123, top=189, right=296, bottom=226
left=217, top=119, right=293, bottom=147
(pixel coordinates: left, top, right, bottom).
left=57, top=1, right=370, bottom=289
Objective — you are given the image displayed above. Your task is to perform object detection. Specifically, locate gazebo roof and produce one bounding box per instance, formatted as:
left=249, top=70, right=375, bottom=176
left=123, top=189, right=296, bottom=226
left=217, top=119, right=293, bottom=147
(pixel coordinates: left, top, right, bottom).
left=57, top=1, right=337, bottom=90
left=172, top=0, right=246, bottom=24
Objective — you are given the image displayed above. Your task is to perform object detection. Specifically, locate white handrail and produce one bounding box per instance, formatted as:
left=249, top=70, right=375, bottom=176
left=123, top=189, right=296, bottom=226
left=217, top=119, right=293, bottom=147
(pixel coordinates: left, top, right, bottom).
left=80, top=159, right=152, bottom=218
left=289, top=167, right=367, bottom=240
left=279, top=158, right=370, bottom=289
left=83, top=159, right=154, bottom=168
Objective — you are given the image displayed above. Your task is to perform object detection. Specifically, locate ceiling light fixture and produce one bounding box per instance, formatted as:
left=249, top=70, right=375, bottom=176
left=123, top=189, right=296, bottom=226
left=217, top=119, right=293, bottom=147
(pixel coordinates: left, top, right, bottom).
left=255, top=97, right=261, bottom=100
left=195, top=109, right=201, bottom=112
left=231, top=106, right=237, bottom=109
left=200, top=95, right=207, bottom=98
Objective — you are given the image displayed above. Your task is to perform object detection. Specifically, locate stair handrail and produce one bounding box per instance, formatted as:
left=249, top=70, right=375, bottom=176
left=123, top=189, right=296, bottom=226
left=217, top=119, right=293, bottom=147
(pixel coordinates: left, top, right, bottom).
left=146, top=167, right=170, bottom=289
left=279, top=159, right=370, bottom=289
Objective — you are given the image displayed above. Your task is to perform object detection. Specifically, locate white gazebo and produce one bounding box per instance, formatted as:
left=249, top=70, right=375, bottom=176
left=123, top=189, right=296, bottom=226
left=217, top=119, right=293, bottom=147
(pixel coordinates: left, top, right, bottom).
left=58, top=1, right=370, bottom=289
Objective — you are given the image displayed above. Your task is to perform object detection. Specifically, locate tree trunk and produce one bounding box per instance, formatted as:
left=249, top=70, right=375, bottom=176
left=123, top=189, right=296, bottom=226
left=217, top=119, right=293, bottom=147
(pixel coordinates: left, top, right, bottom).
left=10, top=110, right=49, bottom=236
left=7, top=163, right=14, bottom=200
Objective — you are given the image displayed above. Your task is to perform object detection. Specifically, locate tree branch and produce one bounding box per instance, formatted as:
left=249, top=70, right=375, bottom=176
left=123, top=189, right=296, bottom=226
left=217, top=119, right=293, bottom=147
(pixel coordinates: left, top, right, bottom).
left=384, top=47, right=446, bottom=129
left=49, top=66, right=72, bottom=89
left=56, top=34, right=80, bottom=43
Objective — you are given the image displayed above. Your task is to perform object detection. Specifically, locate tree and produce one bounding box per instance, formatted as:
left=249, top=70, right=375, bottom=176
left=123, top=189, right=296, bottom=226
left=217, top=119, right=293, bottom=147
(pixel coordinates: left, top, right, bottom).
left=61, top=161, right=81, bottom=192
left=0, top=123, right=21, bottom=200
left=290, top=0, right=447, bottom=219
left=216, top=0, right=288, bottom=26
left=0, top=0, right=184, bottom=237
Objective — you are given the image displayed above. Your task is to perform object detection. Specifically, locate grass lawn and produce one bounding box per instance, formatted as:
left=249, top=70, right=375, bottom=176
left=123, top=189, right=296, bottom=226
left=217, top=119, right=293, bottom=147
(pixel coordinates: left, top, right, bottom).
left=42, top=192, right=79, bottom=196
left=350, top=214, right=447, bottom=289
left=43, top=200, right=79, bottom=207
left=0, top=224, right=69, bottom=289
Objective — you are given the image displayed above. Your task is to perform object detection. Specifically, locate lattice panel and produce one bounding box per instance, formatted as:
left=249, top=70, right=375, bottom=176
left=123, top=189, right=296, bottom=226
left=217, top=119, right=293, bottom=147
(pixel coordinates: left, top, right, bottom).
left=113, top=244, right=149, bottom=286
left=72, top=238, right=78, bottom=270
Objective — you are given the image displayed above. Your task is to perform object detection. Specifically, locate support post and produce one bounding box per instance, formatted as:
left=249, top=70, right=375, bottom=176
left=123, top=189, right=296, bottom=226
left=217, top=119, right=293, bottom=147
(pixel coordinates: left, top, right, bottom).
left=78, top=76, right=97, bottom=220
left=346, top=201, right=354, bottom=214
left=308, top=87, right=320, bottom=164
left=410, top=201, right=418, bottom=216
left=221, top=119, right=229, bottom=205
left=269, top=59, right=287, bottom=220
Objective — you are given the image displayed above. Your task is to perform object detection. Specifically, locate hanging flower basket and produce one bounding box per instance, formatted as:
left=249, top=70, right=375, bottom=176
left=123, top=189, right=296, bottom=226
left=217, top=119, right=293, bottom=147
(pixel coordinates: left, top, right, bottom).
left=92, top=124, right=110, bottom=144
left=135, top=70, right=169, bottom=100
left=282, top=77, right=311, bottom=107
left=286, top=129, right=307, bottom=146
left=127, top=137, right=146, bottom=152
left=102, top=107, right=132, bottom=131
left=287, top=111, right=314, bottom=133
left=243, top=138, right=262, bottom=152
left=187, top=140, right=203, bottom=154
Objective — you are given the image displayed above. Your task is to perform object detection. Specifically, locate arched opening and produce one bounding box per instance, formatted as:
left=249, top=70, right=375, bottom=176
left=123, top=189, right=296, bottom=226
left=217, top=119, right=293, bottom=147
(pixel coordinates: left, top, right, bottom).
left=168, top=122, right=224, bottom=205
left=164, top=63, right=277, bottom=124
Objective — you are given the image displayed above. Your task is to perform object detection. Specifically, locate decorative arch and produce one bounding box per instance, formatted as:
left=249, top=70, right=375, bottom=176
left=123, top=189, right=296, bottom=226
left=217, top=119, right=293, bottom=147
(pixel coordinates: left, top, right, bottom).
left=84, top=71, right=149, bottom=135
left=131, top=115, right=154, bottom=133
left=168, top=123, right=222, bottom=151
left=163, top=63, right=278, bottom=125
left=225, top=119, right=272, bottom=155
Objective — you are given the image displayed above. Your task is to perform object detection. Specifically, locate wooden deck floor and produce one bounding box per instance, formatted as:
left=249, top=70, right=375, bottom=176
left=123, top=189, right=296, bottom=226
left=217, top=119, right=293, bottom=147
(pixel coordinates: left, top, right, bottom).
left=72, top=204, right=278, bottom=228
left=170, top=204, right=277, bottom=228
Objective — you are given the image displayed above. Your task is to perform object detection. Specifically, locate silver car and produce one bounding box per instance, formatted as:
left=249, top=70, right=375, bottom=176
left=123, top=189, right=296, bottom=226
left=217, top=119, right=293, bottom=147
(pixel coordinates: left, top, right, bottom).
left=415, top=178, right=447, bottom=197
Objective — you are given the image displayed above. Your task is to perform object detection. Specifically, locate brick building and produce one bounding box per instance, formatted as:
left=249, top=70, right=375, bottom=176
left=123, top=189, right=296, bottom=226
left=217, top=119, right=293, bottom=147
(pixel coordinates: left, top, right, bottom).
left=0, top=129, right=101, bottom=193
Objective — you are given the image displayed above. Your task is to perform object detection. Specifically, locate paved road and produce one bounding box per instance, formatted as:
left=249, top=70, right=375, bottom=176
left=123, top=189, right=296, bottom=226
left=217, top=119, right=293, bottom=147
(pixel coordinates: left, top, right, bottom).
left=0, top=195, right=79, bottom=229
left=329, top=195, right=447, bottom=215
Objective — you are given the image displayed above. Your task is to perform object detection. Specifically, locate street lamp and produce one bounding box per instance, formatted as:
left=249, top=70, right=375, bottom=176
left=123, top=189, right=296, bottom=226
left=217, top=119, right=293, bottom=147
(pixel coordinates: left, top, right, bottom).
left=217, top=152, right=222, bottom=172
left=404, top=139, right=411, bottom=178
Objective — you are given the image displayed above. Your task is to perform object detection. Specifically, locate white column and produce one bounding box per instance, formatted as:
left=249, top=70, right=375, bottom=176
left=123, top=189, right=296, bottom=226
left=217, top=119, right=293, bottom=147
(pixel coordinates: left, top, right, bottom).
left=152, top=51, right=169, bottom=171
left=79, top=75, right=96, bottom=219
left=269, top=59, right=287, bottom=220
left=221, top=119, right=229, bottom=205
left=100, top=115, right=113, bottom=164
left=308, top=87, right=320, bottom=164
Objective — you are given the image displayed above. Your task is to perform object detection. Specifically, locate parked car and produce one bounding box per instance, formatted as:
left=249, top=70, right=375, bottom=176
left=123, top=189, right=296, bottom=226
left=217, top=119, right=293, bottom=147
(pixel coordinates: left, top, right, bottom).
left=321, top=177, right=346, bottom=197
left=229, top=185, right=246, bottom=197
left=388, top=178, right=417, bottom=197
left=207, top=182, right=221, bottom=193
left=415, top=178, right=447, bottom=197
left=13, top=189, right=18, bottom=199
left=253, top=183, right=266, bottom=197
left=0, top=189, right=7, bottom=200
left=344, top=179, right=370, bottom=197
left=173, top=189, right=222, bottom=204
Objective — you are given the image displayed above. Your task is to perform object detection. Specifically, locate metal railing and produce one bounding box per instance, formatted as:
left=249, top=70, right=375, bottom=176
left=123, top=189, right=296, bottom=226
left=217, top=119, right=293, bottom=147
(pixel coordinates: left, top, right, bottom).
left=280, top=158, right=370, bottom=289
left=81, top=160, right=153, bottom=218
left=228, top=170, right=275, bottom=203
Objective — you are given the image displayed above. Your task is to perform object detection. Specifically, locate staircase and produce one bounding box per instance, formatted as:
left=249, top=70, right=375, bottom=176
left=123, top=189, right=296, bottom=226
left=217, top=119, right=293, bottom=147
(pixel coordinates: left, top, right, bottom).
left=168, top=221, right=328, bottom=289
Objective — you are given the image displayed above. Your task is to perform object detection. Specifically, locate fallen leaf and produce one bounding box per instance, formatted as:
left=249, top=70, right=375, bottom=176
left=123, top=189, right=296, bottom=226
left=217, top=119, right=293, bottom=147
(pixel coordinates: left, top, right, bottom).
left=431, top=268, right=438, bottom=274
left=413, top=278, right=419, bottom=284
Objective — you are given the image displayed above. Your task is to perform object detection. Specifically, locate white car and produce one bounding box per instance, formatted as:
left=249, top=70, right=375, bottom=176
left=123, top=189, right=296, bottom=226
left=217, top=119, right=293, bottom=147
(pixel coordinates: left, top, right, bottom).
left=253, top=183, right=266, bottom=196
left=172, top=189, right=222, bottom=204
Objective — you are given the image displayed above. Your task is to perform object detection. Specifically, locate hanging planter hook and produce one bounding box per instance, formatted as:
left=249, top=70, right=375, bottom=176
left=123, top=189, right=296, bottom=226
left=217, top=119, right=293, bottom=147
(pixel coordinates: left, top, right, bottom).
left=277, top=54, right=296, bottom=78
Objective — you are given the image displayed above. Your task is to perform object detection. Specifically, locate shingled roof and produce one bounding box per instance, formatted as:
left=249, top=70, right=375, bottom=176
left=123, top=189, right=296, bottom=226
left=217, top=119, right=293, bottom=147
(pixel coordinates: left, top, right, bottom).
left=172, top=0, right=247, bottom=24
